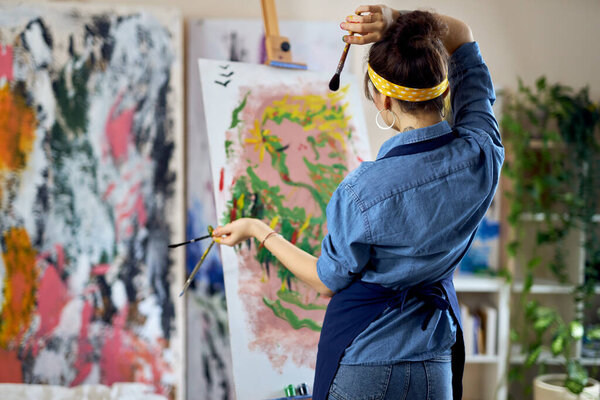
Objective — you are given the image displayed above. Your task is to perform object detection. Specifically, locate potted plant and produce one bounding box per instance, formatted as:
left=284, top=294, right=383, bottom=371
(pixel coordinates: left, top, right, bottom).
left=502, top=77, right=600, bottom=399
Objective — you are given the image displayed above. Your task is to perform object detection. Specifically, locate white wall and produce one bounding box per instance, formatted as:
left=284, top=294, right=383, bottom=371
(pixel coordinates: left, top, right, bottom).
left=51, top=0, right=600, bottom=156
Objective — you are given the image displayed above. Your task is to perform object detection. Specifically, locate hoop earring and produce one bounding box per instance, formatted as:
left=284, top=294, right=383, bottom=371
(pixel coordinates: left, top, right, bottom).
left=375, top=109, right=396, bottom=130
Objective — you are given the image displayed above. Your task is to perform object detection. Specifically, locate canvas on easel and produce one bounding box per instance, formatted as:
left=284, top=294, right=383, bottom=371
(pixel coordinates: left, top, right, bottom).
left=185, top=18, right=348, bottom=399
left=199, top=58, right=370, bottom=399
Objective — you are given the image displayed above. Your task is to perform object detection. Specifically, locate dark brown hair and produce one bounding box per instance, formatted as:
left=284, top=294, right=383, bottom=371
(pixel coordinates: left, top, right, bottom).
left=365, top=10, right=449, bottom=114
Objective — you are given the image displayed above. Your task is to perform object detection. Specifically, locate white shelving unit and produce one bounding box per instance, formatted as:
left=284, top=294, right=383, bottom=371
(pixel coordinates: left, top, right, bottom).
left=454, top=275, right=510, bottom=400
left=512, top=280, right=574, bottom=294
left=507, top=212, right=600, bottom=397
left=446, top=99, right=599, bottom=399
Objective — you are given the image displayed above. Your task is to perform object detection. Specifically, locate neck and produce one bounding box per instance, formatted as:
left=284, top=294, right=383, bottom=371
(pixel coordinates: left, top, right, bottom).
left=393, top=111, right=443, bottom=132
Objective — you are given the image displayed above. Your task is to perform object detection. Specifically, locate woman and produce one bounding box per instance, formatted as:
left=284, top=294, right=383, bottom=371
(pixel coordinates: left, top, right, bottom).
left=213, top=5, right=503, bottom=399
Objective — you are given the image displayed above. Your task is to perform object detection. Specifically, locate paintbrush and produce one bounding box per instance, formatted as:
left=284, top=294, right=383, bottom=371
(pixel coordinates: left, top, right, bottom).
left=329, top=40, right=351, bottom=92
left=179, top=240, right=215, bottom=297
left=172, top=225, right=216, bottom=297
left=329, top=16, right=358, bottom=91
left=168, top=234, right=212, bottom=248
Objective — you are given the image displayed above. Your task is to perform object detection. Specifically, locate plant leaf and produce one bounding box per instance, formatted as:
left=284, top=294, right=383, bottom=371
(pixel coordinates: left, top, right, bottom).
left=566, top=361, right=588, bottom=395
left=550, top=335, right=565, bottom=355
left=569, top=321, right=584, bottom=340
left=525, top=346, right=542, bottom=367
left=510, top=329, right=520, bottom=342
left=587, top=326, right=600, bottom=340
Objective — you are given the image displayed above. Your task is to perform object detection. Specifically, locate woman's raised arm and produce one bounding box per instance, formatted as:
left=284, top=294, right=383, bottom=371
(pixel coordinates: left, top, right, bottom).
left=340, top=5, right=473, bottom=55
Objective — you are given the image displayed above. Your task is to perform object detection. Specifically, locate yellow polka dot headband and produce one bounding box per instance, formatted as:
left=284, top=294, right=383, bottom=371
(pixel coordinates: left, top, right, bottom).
left=367, top=64, right=449, bottom=102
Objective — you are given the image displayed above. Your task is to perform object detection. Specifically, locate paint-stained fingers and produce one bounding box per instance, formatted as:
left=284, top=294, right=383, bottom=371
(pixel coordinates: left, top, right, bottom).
left=343, top=32, right=383, bottom=45
left=346, top=13, right=381, bottom=24
left=213, top=218, right=256, bottom=246
left=214, top=234, right=236, bottom=247
left=213, top=226, right=237, bottom=247
left=354, top=5, right=383, bottom=15
left=212, top=225, right=230, bottom=237
left=340, top=21, right=385, bottom=34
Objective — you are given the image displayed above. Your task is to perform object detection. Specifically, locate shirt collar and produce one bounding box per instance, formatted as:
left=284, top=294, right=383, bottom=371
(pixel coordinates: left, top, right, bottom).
left=376, top=121, right=453, bottom=160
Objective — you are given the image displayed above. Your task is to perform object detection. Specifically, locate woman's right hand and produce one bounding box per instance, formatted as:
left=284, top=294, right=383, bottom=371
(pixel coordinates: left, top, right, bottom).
left=213, top=218, right=260, bottom=247
left=340, top=5, right=400, bottom=45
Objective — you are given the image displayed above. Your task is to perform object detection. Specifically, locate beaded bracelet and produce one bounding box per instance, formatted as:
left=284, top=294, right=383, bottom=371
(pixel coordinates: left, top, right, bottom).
left=259, top=231, right=280, bottom=250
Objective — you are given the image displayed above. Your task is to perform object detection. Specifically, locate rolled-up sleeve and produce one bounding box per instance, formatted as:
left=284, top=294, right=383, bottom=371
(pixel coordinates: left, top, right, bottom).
left=450, top=42, right=501, bottom=147
left=317, top=184, right=371, bottom=293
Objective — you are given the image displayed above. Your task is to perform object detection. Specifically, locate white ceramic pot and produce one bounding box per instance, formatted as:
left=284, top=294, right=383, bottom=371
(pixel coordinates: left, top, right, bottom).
left=534, top=374, right=600, bottom=400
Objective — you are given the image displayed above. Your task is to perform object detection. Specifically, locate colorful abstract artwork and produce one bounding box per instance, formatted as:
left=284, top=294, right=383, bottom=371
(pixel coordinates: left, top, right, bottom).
left=458, top=199, right=501, bottom=274
left=0, top=3, right=183, bottom=398
left=199, top=58, right=370, bottom=399
left=185, top=19, right=346, bottom=400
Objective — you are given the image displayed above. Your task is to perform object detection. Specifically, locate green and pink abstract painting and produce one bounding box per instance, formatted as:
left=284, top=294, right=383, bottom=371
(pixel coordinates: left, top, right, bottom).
left=199, top=58, right=370, bottom=399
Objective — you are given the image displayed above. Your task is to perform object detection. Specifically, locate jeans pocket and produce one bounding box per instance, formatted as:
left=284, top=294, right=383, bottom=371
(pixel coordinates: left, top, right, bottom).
left=329, top=364, right=392, bottom=400
left=423, top=359, right=453, bottom=400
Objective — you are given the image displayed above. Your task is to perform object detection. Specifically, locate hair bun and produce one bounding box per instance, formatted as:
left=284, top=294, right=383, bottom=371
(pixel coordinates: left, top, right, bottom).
left=364, top=9, right=448, bottom=114
left=388, top=10, right=446, bottom=52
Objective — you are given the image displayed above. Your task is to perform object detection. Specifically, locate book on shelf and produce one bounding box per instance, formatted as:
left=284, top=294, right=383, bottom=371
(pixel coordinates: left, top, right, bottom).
left=482, top=305, right=498, bottom=357
left=459, top=303, right=497, bottom=357
left=473, top=312, right=481, bottom=355
left=461, top=303, right=474, bottom=355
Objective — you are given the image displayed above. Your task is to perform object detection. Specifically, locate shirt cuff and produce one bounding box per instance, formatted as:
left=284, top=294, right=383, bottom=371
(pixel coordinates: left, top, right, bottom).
left=316, top=245, right=354, bottom=294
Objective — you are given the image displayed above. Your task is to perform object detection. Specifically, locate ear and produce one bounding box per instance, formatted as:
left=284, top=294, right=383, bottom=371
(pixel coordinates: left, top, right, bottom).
left=372, top=90, right=386, bottom=111
left=383, top=95, right=392, bottom=110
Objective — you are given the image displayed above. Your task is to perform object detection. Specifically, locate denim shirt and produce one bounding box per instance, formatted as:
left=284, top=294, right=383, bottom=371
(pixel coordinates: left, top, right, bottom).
left=316, top=42, right=504, bottom=364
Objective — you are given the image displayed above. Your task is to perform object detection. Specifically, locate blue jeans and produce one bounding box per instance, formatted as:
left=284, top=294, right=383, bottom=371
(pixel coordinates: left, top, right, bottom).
left=327, top=351, right=452, bottom=400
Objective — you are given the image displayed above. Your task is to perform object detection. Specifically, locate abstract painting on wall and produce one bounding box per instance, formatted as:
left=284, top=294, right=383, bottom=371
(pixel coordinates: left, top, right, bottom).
left=185, top=19, right=347, bottom=400
left=199, top=58, right=370, bottom=399
left=458, top=198, right=501, bottom=274
left=0, top=3, right=184, bottom=398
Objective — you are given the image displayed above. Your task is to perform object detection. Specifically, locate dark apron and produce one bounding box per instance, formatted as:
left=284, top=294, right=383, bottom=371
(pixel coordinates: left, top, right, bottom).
left=312, top=131, right=465, bottom=400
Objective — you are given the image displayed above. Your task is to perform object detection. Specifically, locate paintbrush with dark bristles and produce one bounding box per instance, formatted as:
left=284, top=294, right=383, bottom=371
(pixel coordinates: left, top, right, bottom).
left=329, top=39, right=351, bottom=92
left=168, top=234, right=212, bottom=249
left=330, top=16, right=359, bottom=91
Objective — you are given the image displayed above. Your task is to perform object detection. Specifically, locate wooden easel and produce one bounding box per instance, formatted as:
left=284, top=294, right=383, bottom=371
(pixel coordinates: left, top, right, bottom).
left=260, top=0, right=307, bottom=69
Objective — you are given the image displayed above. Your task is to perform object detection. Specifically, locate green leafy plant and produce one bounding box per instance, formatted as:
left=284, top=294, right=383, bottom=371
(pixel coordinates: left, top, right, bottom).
left=502, top=77, right=600, bottom=396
